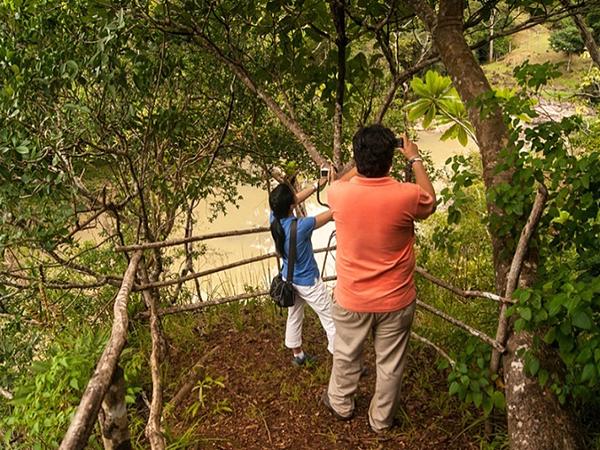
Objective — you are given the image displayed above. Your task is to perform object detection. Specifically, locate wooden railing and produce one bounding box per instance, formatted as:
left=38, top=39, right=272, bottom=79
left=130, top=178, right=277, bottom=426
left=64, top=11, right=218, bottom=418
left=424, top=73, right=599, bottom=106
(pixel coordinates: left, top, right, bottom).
left=59, top=185, right=547, bottom=449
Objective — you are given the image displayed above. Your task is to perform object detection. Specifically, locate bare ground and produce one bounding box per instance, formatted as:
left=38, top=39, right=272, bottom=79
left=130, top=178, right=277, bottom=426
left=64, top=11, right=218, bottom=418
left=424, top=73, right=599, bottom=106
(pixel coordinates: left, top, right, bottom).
left=160, top=302, right=505, bottom=450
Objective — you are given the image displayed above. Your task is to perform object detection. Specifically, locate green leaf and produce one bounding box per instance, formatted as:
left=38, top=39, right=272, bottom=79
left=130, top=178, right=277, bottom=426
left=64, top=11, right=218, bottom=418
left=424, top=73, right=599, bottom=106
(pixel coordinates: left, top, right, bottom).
left=492, top=391, right=505, bottom=410
left=514, top=318, right=526, bottom=332
left=473, top=391, right=483, bottom=408
left=449, top=381, right=460, bottom=395
left=422, top=104, right=437, bottom=128
left=407, top=99, right=431, bottom=121
left=527, top=356, right=540, bottom=376
left=572, top=310, right=592, bottom=330
left=410, top=77, right=428, bottom=97
left=581, top=363, right=596, bottom=382
left=441, top=123, right=459, bottom=141
left=457, top=127, right=468, bottom=146
left=15, top=145, right=29, bottom=155
left=518, top=307, right=532, bottom=321
left=483, top=397, right=493, bottom=416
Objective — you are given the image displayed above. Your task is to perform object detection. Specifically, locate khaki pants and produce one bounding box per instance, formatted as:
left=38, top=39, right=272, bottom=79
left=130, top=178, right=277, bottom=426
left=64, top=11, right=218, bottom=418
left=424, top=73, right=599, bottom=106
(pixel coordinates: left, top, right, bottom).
left=326, top=300, right=416, bottom=431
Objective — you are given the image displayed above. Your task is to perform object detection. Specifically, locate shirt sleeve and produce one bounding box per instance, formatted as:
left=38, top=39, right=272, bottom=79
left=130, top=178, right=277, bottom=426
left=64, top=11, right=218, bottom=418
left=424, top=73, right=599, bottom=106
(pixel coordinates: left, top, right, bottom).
left=327, top=181, right=344, bottom=212
left=298, top=217, right=316, bottom=237
left=412, top=184, right=435, bottom=220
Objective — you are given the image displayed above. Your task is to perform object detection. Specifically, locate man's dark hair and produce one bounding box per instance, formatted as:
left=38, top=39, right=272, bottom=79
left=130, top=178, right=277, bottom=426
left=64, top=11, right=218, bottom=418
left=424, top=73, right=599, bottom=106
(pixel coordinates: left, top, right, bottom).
left=352, top=124, right=396, bottom=178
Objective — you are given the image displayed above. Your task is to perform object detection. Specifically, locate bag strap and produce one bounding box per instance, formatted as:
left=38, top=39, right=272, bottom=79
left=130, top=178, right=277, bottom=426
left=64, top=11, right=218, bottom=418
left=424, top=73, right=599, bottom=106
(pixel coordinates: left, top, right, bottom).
left=286, top=219, right=298, bottom=284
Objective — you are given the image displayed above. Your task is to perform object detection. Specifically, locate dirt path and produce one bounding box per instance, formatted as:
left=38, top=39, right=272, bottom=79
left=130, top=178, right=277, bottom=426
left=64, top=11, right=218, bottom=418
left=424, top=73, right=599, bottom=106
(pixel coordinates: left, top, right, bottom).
left=164, top=303, right=502, bottom=449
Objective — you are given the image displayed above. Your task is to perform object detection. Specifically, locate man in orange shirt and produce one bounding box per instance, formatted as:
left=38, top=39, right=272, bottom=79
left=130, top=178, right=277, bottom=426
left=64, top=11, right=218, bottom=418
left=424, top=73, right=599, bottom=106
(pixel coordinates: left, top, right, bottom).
left=322, top=124, right=436, bottom=433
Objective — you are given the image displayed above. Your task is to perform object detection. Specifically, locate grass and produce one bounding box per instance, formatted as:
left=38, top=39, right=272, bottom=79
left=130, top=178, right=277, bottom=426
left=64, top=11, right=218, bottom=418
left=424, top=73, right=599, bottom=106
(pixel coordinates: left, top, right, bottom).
left=484, top=23, right=591, bottom=102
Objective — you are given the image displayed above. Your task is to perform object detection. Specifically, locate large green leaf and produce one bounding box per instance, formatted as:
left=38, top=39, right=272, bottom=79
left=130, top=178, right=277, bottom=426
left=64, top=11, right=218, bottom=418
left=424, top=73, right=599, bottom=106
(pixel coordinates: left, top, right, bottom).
left=572, top=310, right=593, bottom=330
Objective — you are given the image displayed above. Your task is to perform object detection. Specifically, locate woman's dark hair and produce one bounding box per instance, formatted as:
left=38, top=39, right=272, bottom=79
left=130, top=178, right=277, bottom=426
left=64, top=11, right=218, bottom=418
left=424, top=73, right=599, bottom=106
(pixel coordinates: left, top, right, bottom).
left=269, top=183, right=295, bottom=257
left=352, top=124, right=396, bottom=177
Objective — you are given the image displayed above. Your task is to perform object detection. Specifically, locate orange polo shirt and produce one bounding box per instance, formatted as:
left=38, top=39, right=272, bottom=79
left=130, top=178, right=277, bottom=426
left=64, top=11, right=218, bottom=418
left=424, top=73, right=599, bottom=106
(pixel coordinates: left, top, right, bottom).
left=328, top=176, right=434, bottom=313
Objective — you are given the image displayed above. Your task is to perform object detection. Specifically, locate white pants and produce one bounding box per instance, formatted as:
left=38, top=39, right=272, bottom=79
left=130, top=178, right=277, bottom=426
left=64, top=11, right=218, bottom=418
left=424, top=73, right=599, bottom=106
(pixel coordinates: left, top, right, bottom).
left=285, top=278, right=336, bottom=354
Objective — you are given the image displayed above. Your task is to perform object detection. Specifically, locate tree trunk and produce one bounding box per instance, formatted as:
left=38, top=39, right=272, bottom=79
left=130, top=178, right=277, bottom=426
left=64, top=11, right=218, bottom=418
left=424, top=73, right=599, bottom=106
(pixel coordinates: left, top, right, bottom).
left=330, top=0, right=347, bottom=170
left=98, top=366, right=132, bottom=450
left=407, top=1, right=582, bottom=448
left=408, top=0, right=511, bottom=292
left=561, top=0, right=600, bottom=69
left=503, top=330, right=582, bottom=450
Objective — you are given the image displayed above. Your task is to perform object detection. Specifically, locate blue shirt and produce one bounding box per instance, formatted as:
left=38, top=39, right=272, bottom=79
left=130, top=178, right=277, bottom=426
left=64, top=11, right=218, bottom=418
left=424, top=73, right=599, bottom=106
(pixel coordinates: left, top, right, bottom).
left=270, top=213, right=320, bottom=286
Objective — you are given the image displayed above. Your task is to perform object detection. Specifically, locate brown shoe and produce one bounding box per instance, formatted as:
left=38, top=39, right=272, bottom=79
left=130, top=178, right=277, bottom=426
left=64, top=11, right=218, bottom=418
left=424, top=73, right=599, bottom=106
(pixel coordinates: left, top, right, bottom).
left=321, top=390, right=353, bottom=421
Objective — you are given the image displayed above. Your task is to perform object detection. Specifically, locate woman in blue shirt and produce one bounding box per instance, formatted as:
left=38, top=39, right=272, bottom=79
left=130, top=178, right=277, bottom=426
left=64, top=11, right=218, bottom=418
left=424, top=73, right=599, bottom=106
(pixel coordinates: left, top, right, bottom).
left=269, top=179, right=335, bottom=366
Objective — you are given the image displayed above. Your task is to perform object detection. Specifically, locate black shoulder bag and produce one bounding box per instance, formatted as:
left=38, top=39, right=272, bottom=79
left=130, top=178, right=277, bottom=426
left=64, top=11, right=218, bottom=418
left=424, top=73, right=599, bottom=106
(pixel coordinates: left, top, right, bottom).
left=269, top=218, right=298, bottom=308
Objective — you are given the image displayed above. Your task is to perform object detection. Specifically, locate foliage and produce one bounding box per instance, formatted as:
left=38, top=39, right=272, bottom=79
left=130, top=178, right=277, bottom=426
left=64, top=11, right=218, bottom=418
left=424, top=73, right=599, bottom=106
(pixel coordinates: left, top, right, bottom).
left=444, top=339, right=505, bottom=416
left=472, top=32, right=511, bottom=63
left=413, top=60, right=599, bottom=416
left=416, top=155, right=499, bottom=417
left=581, top=67, right=600, bottom=102
left=1, top=328, right=109, bottom=448
left=407, top=70, right=474, bottom=146
left=186, top=375, right=232, bottom=418
left=587, top=6, right=600, bottom=42
left=480, top=62, right=600, bottom=404
left=549, top=20, right=585, bottom=56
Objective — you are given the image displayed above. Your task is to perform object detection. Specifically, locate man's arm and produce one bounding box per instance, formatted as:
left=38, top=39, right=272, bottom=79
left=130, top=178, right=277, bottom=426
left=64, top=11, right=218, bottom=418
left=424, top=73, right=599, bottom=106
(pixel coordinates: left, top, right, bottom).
left=337, top=166, right=358, bottom=182
left=399, top=133, right=436, bottom=215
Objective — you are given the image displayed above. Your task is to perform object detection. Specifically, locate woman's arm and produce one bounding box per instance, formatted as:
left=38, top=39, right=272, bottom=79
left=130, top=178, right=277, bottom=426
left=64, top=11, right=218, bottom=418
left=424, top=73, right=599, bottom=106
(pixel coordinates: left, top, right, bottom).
left=294, top=176, right=327, bottom=204
left=314, top=210, right=333, bottom=229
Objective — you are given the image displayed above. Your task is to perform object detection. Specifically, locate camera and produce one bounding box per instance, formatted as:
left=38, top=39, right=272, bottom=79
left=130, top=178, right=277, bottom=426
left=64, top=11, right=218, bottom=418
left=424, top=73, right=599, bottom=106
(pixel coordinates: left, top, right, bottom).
left=395, top=137, right=404, bottom=148
left=320, top=166, right=330, bottom=177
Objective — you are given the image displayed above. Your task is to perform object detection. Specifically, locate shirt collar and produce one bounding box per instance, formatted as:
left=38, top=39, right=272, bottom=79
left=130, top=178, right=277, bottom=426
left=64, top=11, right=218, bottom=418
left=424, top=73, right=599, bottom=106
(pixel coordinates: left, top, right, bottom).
left=350, top=176, right=395, bottom=186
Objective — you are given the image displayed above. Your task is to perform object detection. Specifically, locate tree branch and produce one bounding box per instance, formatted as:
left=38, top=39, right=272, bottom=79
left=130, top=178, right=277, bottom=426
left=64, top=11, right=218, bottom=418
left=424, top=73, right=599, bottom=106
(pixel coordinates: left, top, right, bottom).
left=416, top=299, right=503, bottom=351
left=411, top=331, right=456, bottom=366
left=139, top=262, right=166, bottom=450
left=415, top=266, right=514, bottom=303
left=115, top=226, right=270, bottom=252
left=59, top=251, right=142, bottom=450
left=490, top=184, right=548, bottom=373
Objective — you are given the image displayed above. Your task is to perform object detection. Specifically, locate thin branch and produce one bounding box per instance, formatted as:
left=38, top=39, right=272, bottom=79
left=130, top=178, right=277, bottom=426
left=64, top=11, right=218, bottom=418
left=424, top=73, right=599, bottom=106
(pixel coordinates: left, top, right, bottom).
left=0, top=312, right=43, bottom=325
left=139, top=262, right=166, bottom=449
left=330, top=0, right=348, bottom=169
left=490, top=185, right=548, bottom=373
left=375, top=54, right=438, bottom=124
left=411, top=331, right=455, bottom=366
left=416, top=299, right=504, bottom=351
left=0, top=271, right=116, bottom=290
left=115, top=226, right=270, bottom=252
left=198, top=78, right=236, bottom=182
left=167, top=345, right=221, bottom=410
left=141, top=290, right=269, bottom=318
left=414, top=267, right=514, bottom=303
left=143, top=12, right=326, bottom=166
left=136, top=245, right=336, bottom=291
